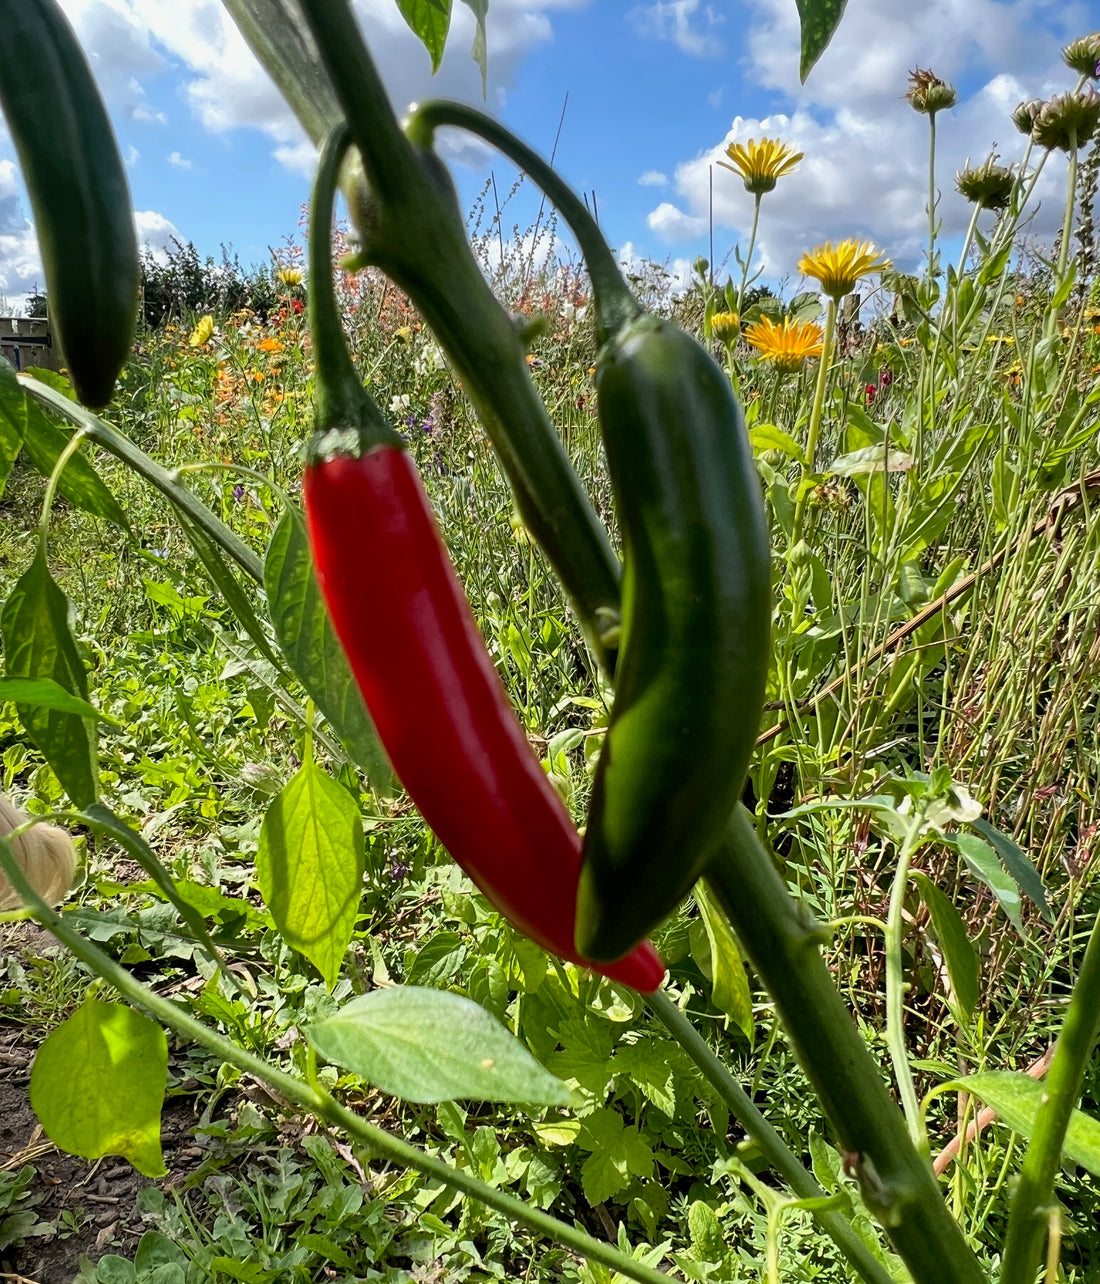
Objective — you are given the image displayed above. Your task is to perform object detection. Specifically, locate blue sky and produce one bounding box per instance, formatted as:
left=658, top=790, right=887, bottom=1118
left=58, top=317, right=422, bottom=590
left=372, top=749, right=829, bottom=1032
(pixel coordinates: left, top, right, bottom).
left=0, top=0, right=1094, bottom=310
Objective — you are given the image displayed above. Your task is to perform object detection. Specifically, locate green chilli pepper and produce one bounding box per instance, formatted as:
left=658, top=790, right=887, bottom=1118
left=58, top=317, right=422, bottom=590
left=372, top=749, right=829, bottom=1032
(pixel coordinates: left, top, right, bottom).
left=408, top=102, right=772, bottom=961
left=0, top=1, right=139, bottom=408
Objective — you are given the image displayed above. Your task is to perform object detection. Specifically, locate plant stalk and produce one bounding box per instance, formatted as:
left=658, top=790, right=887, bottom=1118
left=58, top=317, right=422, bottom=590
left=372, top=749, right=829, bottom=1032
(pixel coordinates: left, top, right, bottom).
left=647, top=989, right=895, bottom=1284
left=927, top=111, right=938, bottom=278
left=884, top=819, right=926, bottom=1143
left=792, top=295, right=837, bottom=542
left=999, top=905, right=1100, bottom=1284
left=704, top=806, right=988, bottom=1284
left=0, top=837, right=676, bottom=1284
left=737, top=193, right=763, bottom=314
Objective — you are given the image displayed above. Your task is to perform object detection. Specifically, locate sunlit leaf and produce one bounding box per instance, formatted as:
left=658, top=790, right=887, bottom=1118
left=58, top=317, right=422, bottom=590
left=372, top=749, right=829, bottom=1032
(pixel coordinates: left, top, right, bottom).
left=695, top=883, right=754, bottom=1038
left=795, top=0, right=849, bottom=82
left=950, top=1071, right=1100, bottom=1176
left=257, top=762, right=365, bottom=988
left=306, top=986, right=572, bottom=1105
left=952, top=832, right=1025, bottom=936
left=1, top=551, right=98, bottom=807
left=29, top=999, right=167, bottom=1177
left=396, top=0, right=452, bottom=72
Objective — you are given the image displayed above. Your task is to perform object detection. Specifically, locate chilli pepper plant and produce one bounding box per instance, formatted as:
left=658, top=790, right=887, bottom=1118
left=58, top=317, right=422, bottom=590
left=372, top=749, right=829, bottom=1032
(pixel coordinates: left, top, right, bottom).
left=1, top=4, right=1100, bottom=1284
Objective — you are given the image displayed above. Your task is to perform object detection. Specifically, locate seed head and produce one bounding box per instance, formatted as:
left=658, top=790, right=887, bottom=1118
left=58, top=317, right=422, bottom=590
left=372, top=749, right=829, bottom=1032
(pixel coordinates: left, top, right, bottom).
left=1012, top=99, right=1044, bottom=135
left=1062, top=33, right=1100, bottom=78
left=1032, top=86, right=1100, bottom=151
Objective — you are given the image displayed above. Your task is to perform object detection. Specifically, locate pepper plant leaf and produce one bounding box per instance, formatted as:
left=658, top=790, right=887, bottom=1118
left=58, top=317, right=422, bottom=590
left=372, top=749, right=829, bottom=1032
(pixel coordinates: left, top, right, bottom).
left=951, top=832, right=1025, bottom=937
left=1, top=551, right=98, bottom=807
left=396, top=0, right=452, bottom=72
left=29, top=999, right=168, bottom=1177
left=694, top=883, right=754, bottom=1039
left=265, top=509, right=392, bottom=789
left=459, top=0, right=488, bottom=94
left=257, top=761, right=365, bottom=989
left=970, top=818, right=1052, bottom=922
left=911, top=871, right=979, bottom=1020
left=306, top=986, right=573, bottom=1105
left=795, top=0, right=849, bottom=82
left=948, top=1071, right=1100, bottom=1177
left=0, top=676, right=118, bottom=726
left=2, top=363, right=129, bottom=530
left=0, top=356, right=28, bottom=498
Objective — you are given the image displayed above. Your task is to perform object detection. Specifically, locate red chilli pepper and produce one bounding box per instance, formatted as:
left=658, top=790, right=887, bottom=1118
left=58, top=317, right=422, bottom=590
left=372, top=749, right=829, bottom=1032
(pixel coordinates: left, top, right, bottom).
left=302, top=127, right=664, bottom=995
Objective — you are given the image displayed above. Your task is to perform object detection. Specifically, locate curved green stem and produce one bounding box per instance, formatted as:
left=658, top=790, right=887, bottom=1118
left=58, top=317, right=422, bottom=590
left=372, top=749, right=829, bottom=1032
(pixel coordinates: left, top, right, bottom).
left=647, top=989, right=895, bottom=1284
left=0, top=837, right=676, bottom=1284
left=885, top=820, right=926, bottom=1144
left=704, top=806, right=987, bottom=1284
left=999, top=907, right=1100, bottom=1284
left=1054, top=131, right=1079, bottom=286
left=408, top=100, right=640, bottom=345
left=37, top=427, right=90, bottom=554
left=294, top=0, right=624, bottom=674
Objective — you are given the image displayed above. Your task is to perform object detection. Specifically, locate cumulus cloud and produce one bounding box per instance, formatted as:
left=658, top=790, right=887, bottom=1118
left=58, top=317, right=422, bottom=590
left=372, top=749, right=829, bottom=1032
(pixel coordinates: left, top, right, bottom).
left=638, top=170, right=669, bottom=187
left=167, top=151, right=192, bottom=170
left=0, top=161, right=42, bottom=299
left=647, top=201, right=707, bottom=240
left=647, top=0, right=1082, bottom=276
left=629, top=1, right=726, bottom=58
left=134, top=209, right=180, bottom=258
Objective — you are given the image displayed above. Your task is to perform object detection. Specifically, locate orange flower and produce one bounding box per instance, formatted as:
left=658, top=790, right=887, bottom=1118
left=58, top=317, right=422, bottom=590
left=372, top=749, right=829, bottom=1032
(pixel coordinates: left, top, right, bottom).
left=256, top=337, right=284, bottom=353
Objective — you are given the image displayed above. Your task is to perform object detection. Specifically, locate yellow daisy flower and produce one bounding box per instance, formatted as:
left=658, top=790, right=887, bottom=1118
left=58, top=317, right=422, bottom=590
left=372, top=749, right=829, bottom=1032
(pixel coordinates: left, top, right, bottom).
left=188, top=315, right=214, bottom=347
left=798, top=239, right=891, bottom=300
left=744, top=315, right=824, bottom=371
left=276, top=266, right=304, bottom=287
left=718, top=138, right=803, bottom=195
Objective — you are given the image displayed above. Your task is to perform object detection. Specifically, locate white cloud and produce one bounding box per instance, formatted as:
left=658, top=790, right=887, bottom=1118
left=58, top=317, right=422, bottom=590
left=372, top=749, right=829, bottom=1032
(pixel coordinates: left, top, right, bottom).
left=629, top=1, right=726, bottom=58
left=125, top=145, right=141, bottom=167
left=132, top=104, right=167, bottom=125
left=167, top=151, right=192, bottom=170
left=647, top=201, right=707, bottom=241
left=0, top=161, right=42, bottom=298
left=638, top=170, right=669, bottom=187
left=650, top=0, right=1081, bottom=277
left=134, top=209, right=180, bottom=258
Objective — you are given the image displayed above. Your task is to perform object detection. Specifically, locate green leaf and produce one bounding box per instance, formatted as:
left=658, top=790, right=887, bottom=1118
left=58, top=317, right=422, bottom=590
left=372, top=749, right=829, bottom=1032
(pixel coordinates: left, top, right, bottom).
left=830, top=443, right=915, bottom=476
left=305, top=986, right=572, bottom=1105
left=749, top=423, right=807, bottom=465
left=2, top=550, right=98, bottom=807
left=256, top=762, right=364, bottom=988
left=795, top=0, right=849, bottom=82
left=0, top=356, right=28, bottom=498
left=949, top=1071, right=1100, bottom=1176
left=265, top=510, right=391, bottom=789
left=971, top=818, right=1052, bottom=922
left=0, top=676, right=119, bottom=726
left=396, top=0, right=452, bottom=72
left=29, top=999, right=167, bottom=1177
left=459, top=0, right=489, bottom=94
left=695, top=883, right=754, bottom=1038
left=577, top=1107, right=654, bottom=1204
left=911, top=871, right=979, bottom=1019
left=1, top=362, right=128, bottom=530
left=952, top=832, right=1025, bottom=936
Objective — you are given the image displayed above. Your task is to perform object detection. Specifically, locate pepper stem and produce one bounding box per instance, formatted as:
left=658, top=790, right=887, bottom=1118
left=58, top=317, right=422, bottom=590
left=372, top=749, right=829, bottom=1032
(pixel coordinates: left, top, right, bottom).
left=307, top=123, right=402, bottom=457
left=406, top=100, right=642, bottom=347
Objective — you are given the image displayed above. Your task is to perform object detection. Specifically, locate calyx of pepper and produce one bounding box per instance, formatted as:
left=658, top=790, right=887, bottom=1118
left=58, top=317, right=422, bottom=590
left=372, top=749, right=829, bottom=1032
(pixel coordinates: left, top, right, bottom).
left=306, top=123, right=404, bottom=466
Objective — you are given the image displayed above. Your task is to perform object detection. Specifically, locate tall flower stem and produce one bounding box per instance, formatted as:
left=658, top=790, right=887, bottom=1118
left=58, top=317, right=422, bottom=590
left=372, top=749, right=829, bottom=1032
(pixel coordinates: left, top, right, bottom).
left=737, top=193, right=763, bottom=313
left=885, top=816, right=928, bottom=1144
left=927, top=111, right=939, bottom=278
left=792, top=295, right=837, bottom=542
left=705, top=806, right=989, bottom=1284
left=999, top=904, right=1100, bottom=1284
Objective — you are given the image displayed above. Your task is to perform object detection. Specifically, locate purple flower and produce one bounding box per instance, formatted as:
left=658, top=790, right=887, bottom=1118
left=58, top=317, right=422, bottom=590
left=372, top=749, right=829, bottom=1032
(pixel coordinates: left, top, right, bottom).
left=232, top=485, right=245, bottom=502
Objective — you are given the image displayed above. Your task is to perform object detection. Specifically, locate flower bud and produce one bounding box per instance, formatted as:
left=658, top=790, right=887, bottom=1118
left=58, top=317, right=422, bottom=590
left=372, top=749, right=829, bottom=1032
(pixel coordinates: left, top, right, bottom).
left=905, top=67, right=957, bottom=114
left=710, top=310, right=741, bottom=345
left=1032, top=86, right=1100, bottom=151
left=1062, top=33, right=1100, bottom=78
left=1012, top=99, right=1044, bottom=135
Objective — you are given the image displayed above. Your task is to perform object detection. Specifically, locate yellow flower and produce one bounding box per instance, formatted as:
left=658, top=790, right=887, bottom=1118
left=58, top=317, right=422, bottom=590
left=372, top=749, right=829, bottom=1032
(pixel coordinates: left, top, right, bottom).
left=276, top=266, right=303, bottom=287
left=710, top=311, right=741, bottom=345
left=188, top=315, right=214, bottom=347
left=798, top=239, right=891, bottom=300
left=718, top=138, right=803, bottom=195
left=744, top=315, right=824, bottom=371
